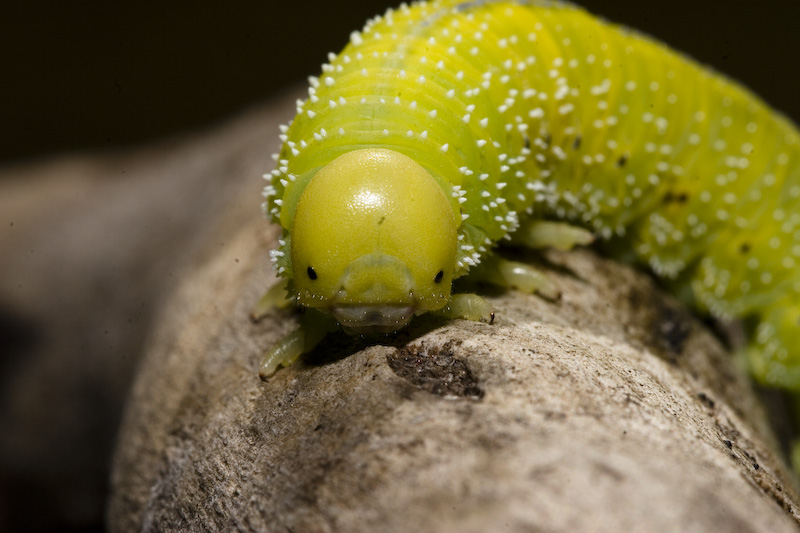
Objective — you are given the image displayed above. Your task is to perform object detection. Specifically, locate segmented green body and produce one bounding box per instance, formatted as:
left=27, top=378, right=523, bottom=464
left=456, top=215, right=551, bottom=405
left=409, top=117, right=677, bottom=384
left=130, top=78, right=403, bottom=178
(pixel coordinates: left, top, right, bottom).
left=264, top=0, right=800, bottom=389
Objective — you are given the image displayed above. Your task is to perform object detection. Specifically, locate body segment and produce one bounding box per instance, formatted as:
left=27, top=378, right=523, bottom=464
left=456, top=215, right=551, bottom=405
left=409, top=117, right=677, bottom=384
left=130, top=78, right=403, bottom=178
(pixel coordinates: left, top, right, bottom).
left=263, top=0, right=800, bottom=388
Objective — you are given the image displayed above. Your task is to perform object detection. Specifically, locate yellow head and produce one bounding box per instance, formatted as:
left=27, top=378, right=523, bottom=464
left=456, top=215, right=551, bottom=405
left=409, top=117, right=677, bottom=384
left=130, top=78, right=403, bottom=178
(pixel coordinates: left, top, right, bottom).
left=290, top=148, right=459, bottom=334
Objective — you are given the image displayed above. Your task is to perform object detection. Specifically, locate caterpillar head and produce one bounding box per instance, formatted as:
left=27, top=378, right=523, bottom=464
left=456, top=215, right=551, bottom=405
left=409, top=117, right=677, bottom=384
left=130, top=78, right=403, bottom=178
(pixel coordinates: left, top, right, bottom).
left=290, top=148, right=459, bottom=334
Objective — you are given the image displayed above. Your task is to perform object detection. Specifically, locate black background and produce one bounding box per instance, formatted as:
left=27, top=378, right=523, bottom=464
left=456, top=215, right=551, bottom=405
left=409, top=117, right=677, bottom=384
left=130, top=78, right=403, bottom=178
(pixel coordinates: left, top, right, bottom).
left=3, top=0, right=800, bottom=166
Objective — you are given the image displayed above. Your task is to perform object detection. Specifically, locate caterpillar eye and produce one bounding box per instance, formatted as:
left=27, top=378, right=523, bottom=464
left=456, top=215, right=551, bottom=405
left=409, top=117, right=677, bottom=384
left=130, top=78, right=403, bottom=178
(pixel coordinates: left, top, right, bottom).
left=434, top=270, right=444, bottom=284
left=307, top=266, right=318, bottom=280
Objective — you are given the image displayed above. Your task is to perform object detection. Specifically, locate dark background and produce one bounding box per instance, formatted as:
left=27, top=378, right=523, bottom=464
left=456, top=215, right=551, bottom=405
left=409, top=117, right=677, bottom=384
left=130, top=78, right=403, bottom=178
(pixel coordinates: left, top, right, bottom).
left=3, top=0, right=800, bottom=166
left=1, top=1, right=800, bottom=532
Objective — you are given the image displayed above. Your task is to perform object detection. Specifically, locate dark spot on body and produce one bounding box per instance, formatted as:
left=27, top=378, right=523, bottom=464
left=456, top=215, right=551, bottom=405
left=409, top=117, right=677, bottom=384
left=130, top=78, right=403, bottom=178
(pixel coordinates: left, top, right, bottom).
left=307, top=266, right=318, bottom=280
left=663, top=191, right=689, bottom=204
left=544, top=133, right=552, bottom=147
left=378, top=216, right=386, bottom=225
left=572, top=135, right=582, bottom=150
left=617, top=154, right=628, bottom=167
left=524, top=135, right=531, bottom=149
left=434, top=270, right=444, bottom=283
left=739, top=243, right=751, bottom=254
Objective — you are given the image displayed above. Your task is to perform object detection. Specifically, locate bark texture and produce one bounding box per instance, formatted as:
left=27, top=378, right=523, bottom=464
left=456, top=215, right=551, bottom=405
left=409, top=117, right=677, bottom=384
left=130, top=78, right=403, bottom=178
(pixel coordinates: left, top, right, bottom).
left=0, top=94, right=293, bottom=531
left=105, top=94, right=800, bottom=531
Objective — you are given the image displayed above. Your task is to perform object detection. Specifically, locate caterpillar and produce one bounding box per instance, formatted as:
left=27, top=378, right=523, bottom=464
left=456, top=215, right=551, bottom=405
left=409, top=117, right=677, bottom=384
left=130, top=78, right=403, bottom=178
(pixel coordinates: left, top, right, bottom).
left=257, top=0, right=800, bottom=390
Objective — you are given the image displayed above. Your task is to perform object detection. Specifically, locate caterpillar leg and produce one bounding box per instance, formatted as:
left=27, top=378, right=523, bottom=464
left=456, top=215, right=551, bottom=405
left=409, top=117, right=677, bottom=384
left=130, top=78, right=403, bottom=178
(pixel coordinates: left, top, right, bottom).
left=258, top=309, right=337, bottom=380
left=250, top=277, right=292, bottom=322
left=259, top=328, right=306, bottom=379
left=472, top=253, right=561, bottom=300
left=510, top=219, right=595, bottom=251
left=434, top=252, right=563, bottom=326
left=432, top=293, right=496, bottom=323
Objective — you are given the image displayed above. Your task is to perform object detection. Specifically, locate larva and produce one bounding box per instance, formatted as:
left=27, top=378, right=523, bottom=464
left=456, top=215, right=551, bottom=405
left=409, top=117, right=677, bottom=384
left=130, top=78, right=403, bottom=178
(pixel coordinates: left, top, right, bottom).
left=259, top=0, right=800, bottom=390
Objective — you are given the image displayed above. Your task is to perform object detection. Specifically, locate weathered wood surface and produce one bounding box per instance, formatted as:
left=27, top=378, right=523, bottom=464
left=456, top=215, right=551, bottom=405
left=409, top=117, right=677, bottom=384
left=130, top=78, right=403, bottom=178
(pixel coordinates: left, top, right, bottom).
left=2, top=89, right=798, bottom=532
left=0, top=94, right=293, bottom=531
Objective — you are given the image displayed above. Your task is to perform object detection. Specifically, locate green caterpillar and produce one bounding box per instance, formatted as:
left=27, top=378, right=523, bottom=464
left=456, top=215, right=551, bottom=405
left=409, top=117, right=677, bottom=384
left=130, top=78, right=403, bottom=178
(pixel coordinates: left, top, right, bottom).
left=258, top=0, right=800, bottom=389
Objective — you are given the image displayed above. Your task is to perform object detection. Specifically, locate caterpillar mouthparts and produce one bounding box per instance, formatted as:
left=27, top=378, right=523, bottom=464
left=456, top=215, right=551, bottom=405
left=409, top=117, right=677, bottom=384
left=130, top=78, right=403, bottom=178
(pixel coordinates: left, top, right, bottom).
left=331, top=304, right=417, bottom=335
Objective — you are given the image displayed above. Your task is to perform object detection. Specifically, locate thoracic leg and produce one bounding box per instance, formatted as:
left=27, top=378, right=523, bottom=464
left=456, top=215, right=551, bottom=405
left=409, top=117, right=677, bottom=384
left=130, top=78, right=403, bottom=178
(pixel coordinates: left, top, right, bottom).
left=251, top=277, right=292, bottom=322
left=465, top=220, right=594, bottom=299
left=469, top=253, right=560, bottom=300
left=258, top=309, right=337, bottom=380
left=432, top=293, right=495, bottom=323
left=511, top=219, right=594, bottom=250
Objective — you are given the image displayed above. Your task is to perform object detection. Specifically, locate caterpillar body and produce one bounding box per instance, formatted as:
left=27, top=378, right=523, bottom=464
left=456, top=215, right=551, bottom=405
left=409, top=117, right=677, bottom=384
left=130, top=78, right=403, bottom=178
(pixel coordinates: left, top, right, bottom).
left=260, top=0, right=800, bottom=389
